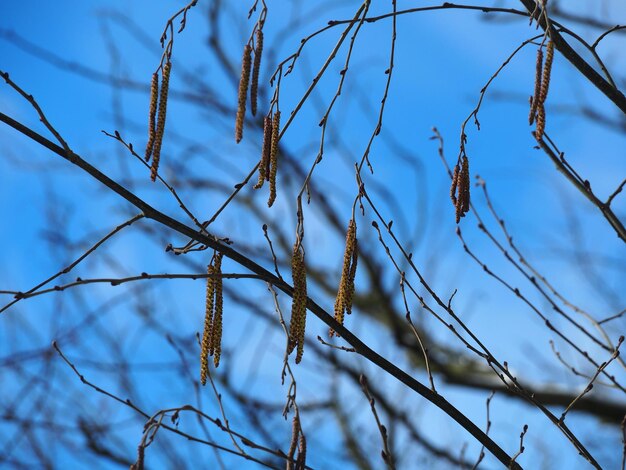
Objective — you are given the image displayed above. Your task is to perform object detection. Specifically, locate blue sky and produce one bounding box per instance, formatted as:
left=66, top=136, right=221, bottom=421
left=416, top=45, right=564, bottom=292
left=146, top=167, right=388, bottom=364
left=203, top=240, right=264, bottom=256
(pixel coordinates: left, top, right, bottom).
left=1, top=1, right=625, bottom=469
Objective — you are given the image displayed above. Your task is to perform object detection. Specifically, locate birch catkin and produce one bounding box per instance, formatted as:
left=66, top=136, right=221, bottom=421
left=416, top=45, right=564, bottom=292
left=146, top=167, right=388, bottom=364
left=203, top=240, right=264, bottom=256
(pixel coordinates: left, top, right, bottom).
left=200, top=253, right=224, bottom=383
left=331, top=219, right=358, bottom=337
left=254, top=115, right=273, bottom=189
left=297, top=433, right=307, bottom=470
left=450, top=164, right=459, bottom=205
left=535, top=102, right=546, bottom=141
left=250, top=29, right=263, bottom=117
left=200, top=263, right=216, bottom=385
left=451, top=156, right=470, bottom=223
left=130, top=444, right=145, bottom=470
left=209, top=253, right=224, bottom=367
left=346, top=236, right=358, bottom=315
left=235, top=45, right=252, bottom=143
left=529, top=48, right=543, bottom=125
left=286, top=414, right=300, bottom=470
left=460, top=156, right=470, bottom=214
left=539, top=40, right=554, bottom=105
left=288, top=243, right=307, bottom=363
left=151, top=61, right=172, bottom=182
left=145, top=72, right=159, bottom=162
left=535, top=40, right=554, bottom=140
left=268, top=110, right=280, bottom=207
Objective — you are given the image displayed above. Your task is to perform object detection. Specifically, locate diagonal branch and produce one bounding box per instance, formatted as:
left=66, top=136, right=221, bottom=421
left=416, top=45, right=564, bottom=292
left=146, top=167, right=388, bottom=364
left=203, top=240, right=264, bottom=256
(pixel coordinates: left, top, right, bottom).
left=0, top=109, right=523, bottom=470
left=535, top=136, right=626, bottom=243
left=519, top=0, right=626, bottom=114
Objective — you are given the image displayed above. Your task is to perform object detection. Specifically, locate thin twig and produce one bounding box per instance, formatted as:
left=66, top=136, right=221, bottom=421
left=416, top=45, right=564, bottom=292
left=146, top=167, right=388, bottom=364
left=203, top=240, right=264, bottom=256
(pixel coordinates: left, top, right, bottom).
left=360, top=374, right=395, bottom=470
left=0, top=213, right=144, bottom=314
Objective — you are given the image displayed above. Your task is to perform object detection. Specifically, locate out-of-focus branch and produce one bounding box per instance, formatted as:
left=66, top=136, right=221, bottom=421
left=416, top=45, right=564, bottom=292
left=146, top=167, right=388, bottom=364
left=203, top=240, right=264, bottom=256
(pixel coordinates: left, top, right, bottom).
left=0, top=107, right=523, bottom=469
left=535, top=135, right=626, bottom=243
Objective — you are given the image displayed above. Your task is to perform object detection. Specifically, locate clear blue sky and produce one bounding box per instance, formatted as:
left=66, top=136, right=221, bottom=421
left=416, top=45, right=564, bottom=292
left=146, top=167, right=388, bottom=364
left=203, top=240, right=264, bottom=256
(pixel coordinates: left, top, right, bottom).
left=1, top=1, right=625, bottom=469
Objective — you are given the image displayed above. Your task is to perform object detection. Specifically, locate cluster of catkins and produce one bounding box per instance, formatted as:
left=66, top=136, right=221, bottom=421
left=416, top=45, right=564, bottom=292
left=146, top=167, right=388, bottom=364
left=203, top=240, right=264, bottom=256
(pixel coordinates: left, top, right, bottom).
left=145, top=60, right=172, bottom=181
left=450, top=156, right=470, bottom=223
left=529, top=39, right=554, bottom=140
left=200, top=253, right=224, bottom=381
left=141, top=23, right=364, bottom=383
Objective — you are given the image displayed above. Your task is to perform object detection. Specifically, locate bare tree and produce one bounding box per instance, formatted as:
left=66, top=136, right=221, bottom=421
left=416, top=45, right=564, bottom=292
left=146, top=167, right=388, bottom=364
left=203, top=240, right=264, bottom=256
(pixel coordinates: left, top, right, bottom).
left=1, top=1, right=625, bottom=469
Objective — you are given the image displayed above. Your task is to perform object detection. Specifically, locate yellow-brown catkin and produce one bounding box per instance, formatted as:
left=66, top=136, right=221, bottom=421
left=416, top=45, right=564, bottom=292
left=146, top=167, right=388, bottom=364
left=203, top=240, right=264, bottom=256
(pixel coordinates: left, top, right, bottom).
left=535, top=102, right=546, bottom=140
left=449, top=164, right=459, bottom=205
left=288, top=243, right=307, bottom=363
left=286, top=414, right=300, bottom=470
left=209, top=253, right=223, bottom=367
left=254, top=115, right=273, bottom=189
left=287, top=245, right=303, bottom=355
left=346, top=237, right=358, bottom=315
left=296, top=433, right=307, bottom=470
left=200, top=263, right=216, bottom=385
left=130, top=444, right=145, bottom=470
left=235, top=44, right=253, bottom=143
left=145, top=72, right=159, bottom=162
left=460, top=156, right=470, bottom=213
left=250, top=29, right=263, bottom=117
left=534, top=40, right=553, bottom=140
left=529, top=48, right=543, bottom=125
left=331, top=219, right=358, bottom=337
left=539, top=40, right=554, bottom=105
left=267, top=110, right=281, bottom=207
left=454, top=156, right=470, bottom=223
left=151, top=61, right=172, bottom=182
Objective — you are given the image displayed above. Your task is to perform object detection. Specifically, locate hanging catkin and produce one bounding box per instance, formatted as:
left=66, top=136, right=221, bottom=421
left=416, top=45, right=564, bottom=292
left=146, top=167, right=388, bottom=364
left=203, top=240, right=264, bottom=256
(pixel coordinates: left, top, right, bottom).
left=451, top=156, right=470, bottom=223
left=200, top=262, right=215, bottom=385
left=209, top=253, right=224, bottom=367
left=151, top=60, right=172, bottom=181
left=529, top=48, right=543, bottom=125
left=288, top=243, right=307, bottom=363
left=331, top=219, right=358, bottom=337
left=145, top=72, right=159, bottom=162
left=296, top=433, right=307, bottom=470
left=250, top=29, right=263, bottom=117
left=534, top=40, right=554, bottom=140
left=235, top=45, right=252, bottom=143
left=539, top=40, right=554, bottom=105
left=535, top=102, right=546, bottom=141
left=268, top=110, right=281, bottom=207
left=254, top=115, right=273, bottom=189
left=286, top=414, right=300, bottom=470
left=200, top=252, right=225, bottom=383
left=450, top=164, right=459, bottom=206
